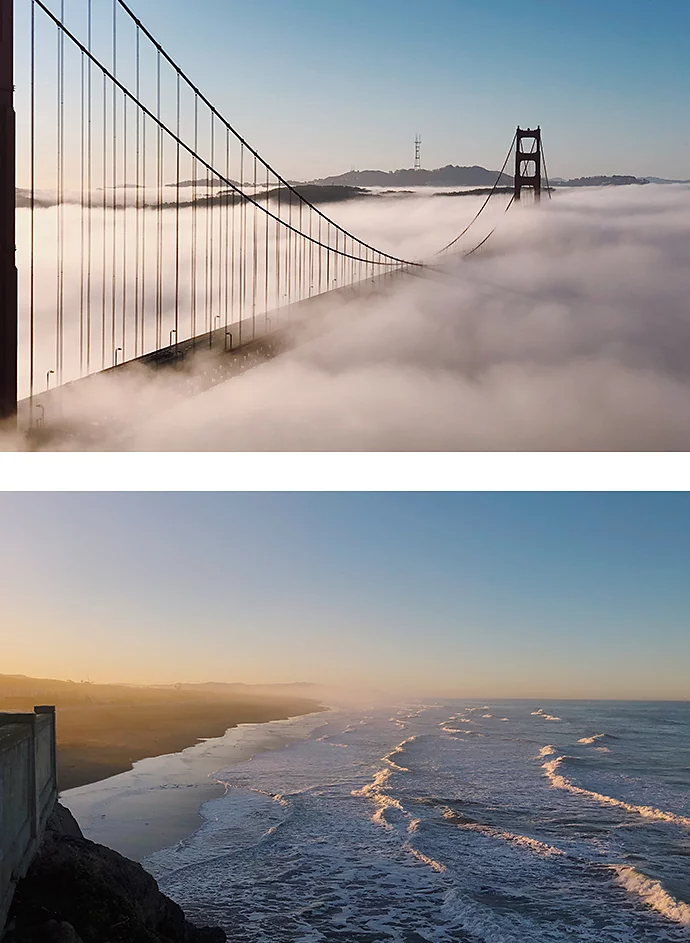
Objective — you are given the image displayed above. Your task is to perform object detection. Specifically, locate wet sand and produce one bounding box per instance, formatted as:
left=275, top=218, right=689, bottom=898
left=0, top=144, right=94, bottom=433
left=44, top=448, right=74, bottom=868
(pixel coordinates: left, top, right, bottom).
left=60, top=713, right=329, bottom=860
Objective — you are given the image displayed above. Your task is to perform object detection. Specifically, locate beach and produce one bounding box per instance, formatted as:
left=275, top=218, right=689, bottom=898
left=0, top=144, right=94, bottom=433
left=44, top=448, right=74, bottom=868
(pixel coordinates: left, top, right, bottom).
left=60, top=712, right=330, bottom=860
left=0, top=673, right=324, bottom=790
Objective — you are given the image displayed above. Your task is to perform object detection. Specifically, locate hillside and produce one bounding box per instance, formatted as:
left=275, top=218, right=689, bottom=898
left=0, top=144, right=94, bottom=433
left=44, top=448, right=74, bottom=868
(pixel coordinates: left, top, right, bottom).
left=553, top=175, right=649, bottom=187
left=305, top=165, right=513, bottom=188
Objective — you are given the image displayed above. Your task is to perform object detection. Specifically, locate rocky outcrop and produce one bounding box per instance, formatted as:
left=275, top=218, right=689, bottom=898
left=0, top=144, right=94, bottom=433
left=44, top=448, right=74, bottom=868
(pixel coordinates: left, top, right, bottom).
left=5, top=805, right=225, bottom=943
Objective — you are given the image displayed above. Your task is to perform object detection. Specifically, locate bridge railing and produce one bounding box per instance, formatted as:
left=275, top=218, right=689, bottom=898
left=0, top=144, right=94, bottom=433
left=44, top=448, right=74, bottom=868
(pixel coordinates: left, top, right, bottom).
left=0, top=706, right=58, bottom=937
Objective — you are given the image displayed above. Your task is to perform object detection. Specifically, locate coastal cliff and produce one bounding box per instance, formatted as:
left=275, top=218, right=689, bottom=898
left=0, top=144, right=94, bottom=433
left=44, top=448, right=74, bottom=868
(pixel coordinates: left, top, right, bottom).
left=5, top=805, right=225, bottom=943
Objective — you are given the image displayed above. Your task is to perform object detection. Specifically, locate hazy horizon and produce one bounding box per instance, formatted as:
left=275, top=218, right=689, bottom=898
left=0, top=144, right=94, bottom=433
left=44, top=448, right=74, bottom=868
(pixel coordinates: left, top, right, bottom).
left=3, top=670, right=688, bottom=705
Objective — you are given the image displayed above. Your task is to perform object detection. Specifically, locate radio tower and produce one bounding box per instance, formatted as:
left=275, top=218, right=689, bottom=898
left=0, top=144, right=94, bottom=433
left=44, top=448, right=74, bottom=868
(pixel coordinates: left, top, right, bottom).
left=414, top=134, right=422, bottom=170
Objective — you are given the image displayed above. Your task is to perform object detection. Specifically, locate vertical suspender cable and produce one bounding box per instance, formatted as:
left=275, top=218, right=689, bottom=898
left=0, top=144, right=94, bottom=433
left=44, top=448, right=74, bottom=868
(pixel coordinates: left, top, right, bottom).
left=86, top=0, right=93, bottom=372
left=111, top=0, right=117, bottom=365
left=29, top=0, right=36, bottom=411
left=133, top=24, right=140, bottom=356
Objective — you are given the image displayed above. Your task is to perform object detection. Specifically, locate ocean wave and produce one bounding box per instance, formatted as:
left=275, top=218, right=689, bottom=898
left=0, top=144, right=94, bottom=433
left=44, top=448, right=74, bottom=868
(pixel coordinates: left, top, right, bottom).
left=531, top=709, right=561, bottom=722
left=482, top=713, right=494, bottom=718
left=538, top=745, right=557, bottom=757
left=351, top=767, right=406, bottom=827
left=441, top=726, right=474, bottom=734
left=442, top=808, right=565, bottom=858
left=611, top=865, right=690, bottom=925
left=382, top=736, right=416, bottom=772
left=542, top=754, right=690, bottom=828
left=577, top=733, right=606, bottom=744
left=405, top=843, right=446, bottom=872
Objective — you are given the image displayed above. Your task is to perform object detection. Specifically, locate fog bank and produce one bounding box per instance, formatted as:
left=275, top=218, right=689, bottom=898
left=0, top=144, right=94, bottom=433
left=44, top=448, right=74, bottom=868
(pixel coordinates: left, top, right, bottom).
left=13, top=184, right=690, bottom=450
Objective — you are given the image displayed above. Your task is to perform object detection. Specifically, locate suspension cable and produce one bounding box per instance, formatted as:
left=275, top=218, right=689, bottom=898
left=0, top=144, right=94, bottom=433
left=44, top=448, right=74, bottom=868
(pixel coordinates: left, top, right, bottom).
left=113, top=0, right=418, bottom=267
left=541, top=136, right=552, bottom=199
left=437, top=131, right=517, bottom=255
left=34, top=0, right=418, bottom=268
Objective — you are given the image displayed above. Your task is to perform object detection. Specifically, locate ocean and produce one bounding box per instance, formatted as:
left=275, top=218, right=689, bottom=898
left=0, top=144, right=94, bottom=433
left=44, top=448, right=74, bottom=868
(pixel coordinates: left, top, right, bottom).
left=142, top=701, right=690, bottom=943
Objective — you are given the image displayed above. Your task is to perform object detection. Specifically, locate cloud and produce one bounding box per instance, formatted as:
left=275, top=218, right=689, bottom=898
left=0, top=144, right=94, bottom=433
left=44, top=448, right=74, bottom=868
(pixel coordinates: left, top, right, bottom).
left=9, top=184, right=690, bottom=451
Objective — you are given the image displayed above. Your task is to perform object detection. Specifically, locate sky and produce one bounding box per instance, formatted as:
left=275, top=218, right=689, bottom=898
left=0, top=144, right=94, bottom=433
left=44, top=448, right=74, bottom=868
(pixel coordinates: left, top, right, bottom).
left=1, top=492, right=689, bottom=700
left=13, top=0, right=690, bottom=184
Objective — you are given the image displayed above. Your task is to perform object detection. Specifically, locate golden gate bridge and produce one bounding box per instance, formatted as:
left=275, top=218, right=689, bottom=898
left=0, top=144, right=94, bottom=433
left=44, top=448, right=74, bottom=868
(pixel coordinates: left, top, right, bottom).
left=0, top=0, right=549, bottom=435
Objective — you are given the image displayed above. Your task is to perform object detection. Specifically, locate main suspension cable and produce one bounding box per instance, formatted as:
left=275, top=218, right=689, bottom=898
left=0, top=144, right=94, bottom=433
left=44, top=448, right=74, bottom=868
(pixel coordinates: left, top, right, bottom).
left=437, top=131, right=517, bottom=255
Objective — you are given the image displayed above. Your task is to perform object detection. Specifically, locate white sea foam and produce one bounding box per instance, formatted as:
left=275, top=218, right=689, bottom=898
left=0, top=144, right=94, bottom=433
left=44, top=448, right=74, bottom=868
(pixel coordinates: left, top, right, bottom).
left=405, top=843, right=446, bottom=872
left=531, top=711, right=562, bottom=721
left=354, top=735, right=418, bottom=826
left=530, top=709, right=561, bottom=721
left=351, top=767, right=406, bottom=826
left=578, top=733, right=606, bottom=744
left=611, top=865, right=690, bottom=925
left=442, top=808, right=565, bottom=858
left=542, top=755, right=690, bottom=828
left=482, top=713, right=494, bottom=718
left=382, top=736, right=416, bottom=772
left=538, top=745, right=557, bottom=757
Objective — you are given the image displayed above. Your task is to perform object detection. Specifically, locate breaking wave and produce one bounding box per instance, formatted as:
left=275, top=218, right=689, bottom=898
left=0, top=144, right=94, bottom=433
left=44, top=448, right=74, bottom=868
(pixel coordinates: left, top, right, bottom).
left=542, top=754, right=690, bottom=828
left=611, top=865, right=690, bottom=925
left=382, top=736, right=416, bottom=772
left=405, top=844, right=446, bottom=872
left=531, top=709, right=562, bottom=721
left=351, top=767, right=405, bottom=826
left=442, top=808, right=566, bottom=858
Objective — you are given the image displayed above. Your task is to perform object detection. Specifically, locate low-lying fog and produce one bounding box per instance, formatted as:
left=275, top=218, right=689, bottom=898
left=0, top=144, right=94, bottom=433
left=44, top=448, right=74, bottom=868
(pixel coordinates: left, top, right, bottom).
left=8, top=183, right=690, bottom=450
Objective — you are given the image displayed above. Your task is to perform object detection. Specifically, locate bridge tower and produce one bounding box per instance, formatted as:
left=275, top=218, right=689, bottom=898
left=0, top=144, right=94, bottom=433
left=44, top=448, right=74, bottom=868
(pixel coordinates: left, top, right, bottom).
left=514, top=126, right=542, bottom=203
left=0, top=0, right=17, bottom=422
left=414, top=134, right=422, bottom=171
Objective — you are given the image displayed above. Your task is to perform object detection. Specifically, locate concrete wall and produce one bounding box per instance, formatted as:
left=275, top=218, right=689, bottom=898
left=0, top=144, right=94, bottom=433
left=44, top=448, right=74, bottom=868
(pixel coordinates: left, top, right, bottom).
left=0, top=707, right=58, bottom=937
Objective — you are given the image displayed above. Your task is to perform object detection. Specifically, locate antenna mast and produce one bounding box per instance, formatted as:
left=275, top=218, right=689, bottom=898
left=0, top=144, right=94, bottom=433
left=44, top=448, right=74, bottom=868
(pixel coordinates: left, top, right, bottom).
left=414, top=134, right=422, bottom=171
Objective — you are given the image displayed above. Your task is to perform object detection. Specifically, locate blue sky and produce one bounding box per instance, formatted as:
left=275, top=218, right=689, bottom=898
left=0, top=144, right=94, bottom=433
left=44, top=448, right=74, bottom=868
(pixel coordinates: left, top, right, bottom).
left=15, top=0, right=690, bottom=183
left=2, top=493, right=689, bottom=699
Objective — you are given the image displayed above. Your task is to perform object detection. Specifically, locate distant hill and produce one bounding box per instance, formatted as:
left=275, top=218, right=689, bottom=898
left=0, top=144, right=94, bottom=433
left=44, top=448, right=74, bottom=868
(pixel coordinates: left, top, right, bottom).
left=305, top=165, right=513, bottom=188
left=554, top=175, right=649, bottom=187
left=644, top=176, right=690, bottom=184
left=263, top=184, right=373, bottom=204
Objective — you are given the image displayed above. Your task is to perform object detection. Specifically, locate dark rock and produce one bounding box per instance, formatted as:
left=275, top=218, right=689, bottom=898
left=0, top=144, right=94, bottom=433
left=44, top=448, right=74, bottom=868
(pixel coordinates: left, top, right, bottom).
left=45, top=804, right=84, bottom=840
left=7, top=805, right=225, bottom=943
left=9, top=919, right=85, bottom=943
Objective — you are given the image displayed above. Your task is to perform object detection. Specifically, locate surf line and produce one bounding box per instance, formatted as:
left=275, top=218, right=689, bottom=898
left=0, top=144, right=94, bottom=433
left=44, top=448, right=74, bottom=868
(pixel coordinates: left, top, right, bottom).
left=441, top=808, right=565, bottom=859
left=611, top=865, right=690, bottom=926
left=542, top=754, right=690, bottom=828
left=352, top=738, right=446, bottom=874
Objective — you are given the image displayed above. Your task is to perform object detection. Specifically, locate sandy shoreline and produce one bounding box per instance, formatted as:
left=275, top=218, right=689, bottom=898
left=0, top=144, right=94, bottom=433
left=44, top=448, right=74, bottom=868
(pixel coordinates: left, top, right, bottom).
left=61, top=711, right=329, bottom=860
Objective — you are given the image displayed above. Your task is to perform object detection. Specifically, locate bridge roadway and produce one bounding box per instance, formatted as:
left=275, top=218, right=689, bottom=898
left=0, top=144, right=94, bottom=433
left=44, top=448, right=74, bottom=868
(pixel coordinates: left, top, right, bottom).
left=19, top=266, right=414, bottom=448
